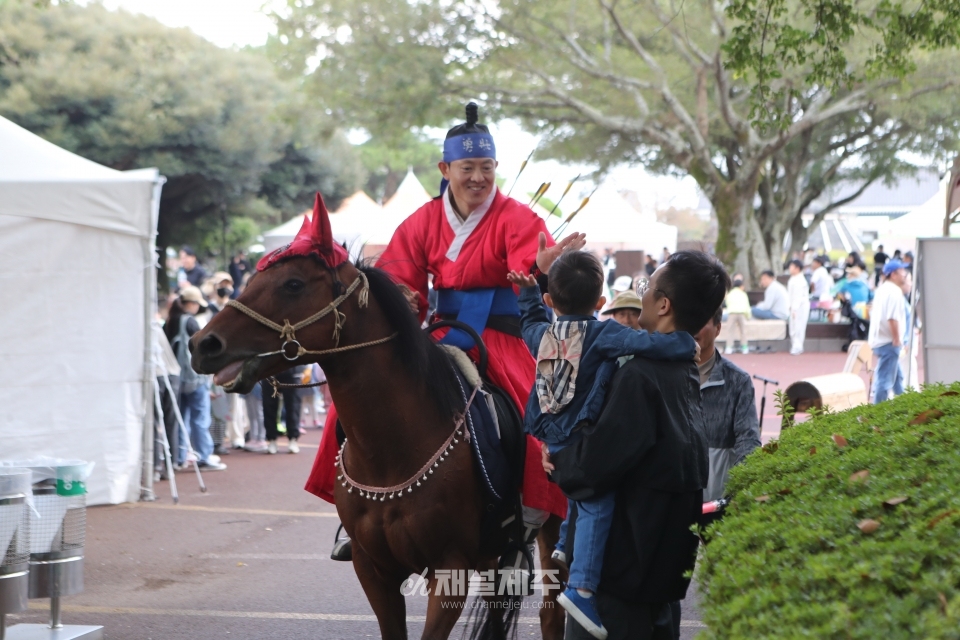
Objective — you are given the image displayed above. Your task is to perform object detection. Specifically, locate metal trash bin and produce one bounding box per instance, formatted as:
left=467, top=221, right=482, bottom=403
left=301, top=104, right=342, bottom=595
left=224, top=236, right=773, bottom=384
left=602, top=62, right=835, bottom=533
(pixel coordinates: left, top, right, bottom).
left=1, top=461, right=101, bottom=640
left=0, top=468, right=31, bottom=639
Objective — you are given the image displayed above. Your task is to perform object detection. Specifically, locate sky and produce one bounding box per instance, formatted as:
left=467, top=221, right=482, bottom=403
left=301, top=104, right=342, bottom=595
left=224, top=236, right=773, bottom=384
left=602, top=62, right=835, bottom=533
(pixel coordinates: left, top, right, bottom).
left=97, top=0, right=702, bottom=212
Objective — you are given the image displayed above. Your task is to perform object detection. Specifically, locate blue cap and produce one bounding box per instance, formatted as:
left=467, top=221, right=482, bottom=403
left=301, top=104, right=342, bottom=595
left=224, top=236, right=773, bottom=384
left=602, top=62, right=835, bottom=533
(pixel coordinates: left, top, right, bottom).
left=882, top=259, right=905, bottom=276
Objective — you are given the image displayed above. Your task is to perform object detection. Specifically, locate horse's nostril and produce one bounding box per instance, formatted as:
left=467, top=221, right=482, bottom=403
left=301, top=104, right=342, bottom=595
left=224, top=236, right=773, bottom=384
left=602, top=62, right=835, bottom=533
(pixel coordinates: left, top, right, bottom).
left=198, top=333, right=225, bottom=357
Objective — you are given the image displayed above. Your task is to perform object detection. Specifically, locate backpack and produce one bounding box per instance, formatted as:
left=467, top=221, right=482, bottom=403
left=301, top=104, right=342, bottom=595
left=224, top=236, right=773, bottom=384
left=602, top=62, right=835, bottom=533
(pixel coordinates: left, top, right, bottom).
left=171, top=315, right=207, bottom=394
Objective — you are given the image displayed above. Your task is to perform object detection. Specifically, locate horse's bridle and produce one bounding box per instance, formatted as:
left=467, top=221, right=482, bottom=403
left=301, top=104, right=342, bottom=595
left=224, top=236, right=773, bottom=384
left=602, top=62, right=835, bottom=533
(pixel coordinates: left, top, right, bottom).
left=224, top=267, right=396, bottom=362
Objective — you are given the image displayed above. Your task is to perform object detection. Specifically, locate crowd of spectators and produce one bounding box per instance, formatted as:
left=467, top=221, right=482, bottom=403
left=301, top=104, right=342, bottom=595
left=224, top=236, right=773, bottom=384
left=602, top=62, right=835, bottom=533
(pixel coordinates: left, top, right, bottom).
left=153, top=246, right=331, bottom=478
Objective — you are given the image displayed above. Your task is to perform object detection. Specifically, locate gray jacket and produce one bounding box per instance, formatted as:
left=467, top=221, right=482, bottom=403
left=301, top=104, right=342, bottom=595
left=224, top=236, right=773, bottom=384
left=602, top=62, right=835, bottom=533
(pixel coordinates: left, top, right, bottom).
left=701, top=352, right=761, bottom=501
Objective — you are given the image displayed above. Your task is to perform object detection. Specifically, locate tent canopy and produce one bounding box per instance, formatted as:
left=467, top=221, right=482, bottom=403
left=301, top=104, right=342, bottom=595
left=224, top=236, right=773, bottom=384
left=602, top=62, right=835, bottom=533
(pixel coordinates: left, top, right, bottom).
left=0, top=116, right=160, bottom=505
left=262, top=190, right=383, bottom=258
left=558, top=183, right=678, bottom=256
left=382, top=169, right=432, bottom=220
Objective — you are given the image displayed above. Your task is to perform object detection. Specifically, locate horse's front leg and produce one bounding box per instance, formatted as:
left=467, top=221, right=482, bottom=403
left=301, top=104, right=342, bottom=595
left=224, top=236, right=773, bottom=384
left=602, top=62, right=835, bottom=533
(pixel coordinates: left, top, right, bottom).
left=352, top=543, right=408, bottom=640
left=421, top=562, right=471, bottom=640
left=537, top=514, right=568, bottom=640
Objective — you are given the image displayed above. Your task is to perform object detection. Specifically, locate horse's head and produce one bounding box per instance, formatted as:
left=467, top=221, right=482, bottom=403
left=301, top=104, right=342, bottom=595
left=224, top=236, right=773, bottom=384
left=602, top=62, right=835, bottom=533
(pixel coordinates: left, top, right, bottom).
left=191, top=192, right=364, bottom=393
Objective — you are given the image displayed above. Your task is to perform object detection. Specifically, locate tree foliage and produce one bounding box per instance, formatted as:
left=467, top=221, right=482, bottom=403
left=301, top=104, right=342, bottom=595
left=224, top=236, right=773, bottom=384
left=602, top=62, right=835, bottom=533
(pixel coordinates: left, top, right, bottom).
left=270, top=0, right=960, bottom=281
left=0, top=0, right=363, bottom=263
left=357, top=131, right=439, bottom=202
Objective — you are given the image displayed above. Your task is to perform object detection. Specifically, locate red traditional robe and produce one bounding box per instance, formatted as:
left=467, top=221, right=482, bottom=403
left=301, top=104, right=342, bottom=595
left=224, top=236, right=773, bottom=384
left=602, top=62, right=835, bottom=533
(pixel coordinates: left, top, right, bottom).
left=305, top=187, right=567, bottom=519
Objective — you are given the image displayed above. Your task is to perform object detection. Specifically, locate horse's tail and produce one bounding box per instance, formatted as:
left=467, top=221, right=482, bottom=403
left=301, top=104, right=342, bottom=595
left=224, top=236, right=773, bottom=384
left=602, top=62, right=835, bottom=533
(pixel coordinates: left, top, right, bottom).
left=462, top=594, right=523, bottom=640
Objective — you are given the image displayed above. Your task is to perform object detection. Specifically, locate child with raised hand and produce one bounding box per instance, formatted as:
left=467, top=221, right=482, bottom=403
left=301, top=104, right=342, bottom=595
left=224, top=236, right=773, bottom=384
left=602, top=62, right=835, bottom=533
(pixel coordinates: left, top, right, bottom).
left=506, top=235, right=697, bottom=640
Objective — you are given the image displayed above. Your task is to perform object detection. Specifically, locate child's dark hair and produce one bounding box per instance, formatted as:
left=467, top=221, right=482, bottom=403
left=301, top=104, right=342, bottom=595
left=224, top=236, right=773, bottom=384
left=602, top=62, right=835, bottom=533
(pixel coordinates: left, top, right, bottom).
left=547, top=251, right=604, bottom=316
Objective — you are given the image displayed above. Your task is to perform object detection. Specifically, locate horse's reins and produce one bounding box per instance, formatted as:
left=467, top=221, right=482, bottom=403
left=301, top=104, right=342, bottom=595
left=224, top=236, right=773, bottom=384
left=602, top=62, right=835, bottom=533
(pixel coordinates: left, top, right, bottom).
left=224, top=269, right=397, bottom=395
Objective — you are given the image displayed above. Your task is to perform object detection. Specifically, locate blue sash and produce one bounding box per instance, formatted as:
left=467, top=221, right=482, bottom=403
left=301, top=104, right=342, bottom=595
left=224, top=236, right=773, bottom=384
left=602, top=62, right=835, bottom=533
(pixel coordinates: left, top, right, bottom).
left=436, top=287, right=520, bottom=350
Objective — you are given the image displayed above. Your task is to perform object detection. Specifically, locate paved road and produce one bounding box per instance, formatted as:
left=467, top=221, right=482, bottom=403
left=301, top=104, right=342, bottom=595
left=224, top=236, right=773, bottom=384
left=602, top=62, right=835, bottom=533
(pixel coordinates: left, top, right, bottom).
left=8, top=350, right=866, bottom=639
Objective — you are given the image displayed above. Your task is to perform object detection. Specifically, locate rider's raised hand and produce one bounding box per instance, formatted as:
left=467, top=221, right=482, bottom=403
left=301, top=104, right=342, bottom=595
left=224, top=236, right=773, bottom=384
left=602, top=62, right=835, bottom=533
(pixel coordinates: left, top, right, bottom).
left=535, top=231, right=587, bottom=274
left=506, top=270, right=538, bottom=288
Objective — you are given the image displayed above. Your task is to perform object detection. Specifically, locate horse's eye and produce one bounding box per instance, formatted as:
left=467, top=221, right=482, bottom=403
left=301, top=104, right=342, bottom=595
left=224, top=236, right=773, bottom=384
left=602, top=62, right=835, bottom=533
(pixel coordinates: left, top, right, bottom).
left=283, top=279, right=305, bottom=294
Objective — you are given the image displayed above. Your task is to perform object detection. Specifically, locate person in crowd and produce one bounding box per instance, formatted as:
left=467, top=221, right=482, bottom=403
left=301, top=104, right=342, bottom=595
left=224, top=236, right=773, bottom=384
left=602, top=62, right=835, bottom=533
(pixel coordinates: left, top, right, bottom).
left=299, top=363, right=326, bottom=428
left=902, top=250, right=914, bottom=273
left=243, top=383, right=267, bottom=452
left=261, top=366, right=306, bottom=454
left=209, top=383, right=233, bottom=457
left=723, top=275, right=751, bottom=354
left=661, top=247, right=671, bottom=264
left=644, top=255, right=657, bottom=277
left=610, top=275, right=632, bottom=295
left=695, top=306, right=761, bottom=510
left=809, top=255, right=833, bottom=306
left=835, top=265, right=872, bottom=307
left=750, top=270, right=789, bottom=320
left=601, top=290, right=643, bottom=330
left=204, top=272, right=234, bottom=314
left=873, top=244, right=889, bottom=287
left=228, top=251, right=250, bottom=299
left=548, top=251, right=727, bottom=640
left=844, top=251, right=867, bottom=271
left=163, top=287, right=226, bottom=471
left=153, top=324, right=180, bottom=479
left=508, top=247, right=697, bottom=640
left=787, top=259, right=809, bottom=356
left=177, top=246, right=208, bottom=291
left=869, top=260, right=908, bottom=403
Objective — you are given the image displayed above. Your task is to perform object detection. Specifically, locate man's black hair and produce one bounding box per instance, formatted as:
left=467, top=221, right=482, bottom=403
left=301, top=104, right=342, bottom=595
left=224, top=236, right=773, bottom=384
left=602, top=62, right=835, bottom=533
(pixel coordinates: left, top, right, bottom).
left=710, top=304, right=723, bottom=326
left=812, top=255, right=827, bottom=266
left=788, top=259, right=804, bottom=270
left=760, top=269, right=775, bottom=279
left=181, top=245, right=196, bottom=257
left=655, top=251, right=731, bottom=334
left=547, top=251, right=604, bottom=316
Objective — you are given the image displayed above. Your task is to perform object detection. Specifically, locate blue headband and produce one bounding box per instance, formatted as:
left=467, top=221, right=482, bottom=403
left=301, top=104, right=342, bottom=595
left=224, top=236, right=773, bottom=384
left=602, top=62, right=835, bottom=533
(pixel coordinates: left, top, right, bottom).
left=442, top=133, right=496, bottom=164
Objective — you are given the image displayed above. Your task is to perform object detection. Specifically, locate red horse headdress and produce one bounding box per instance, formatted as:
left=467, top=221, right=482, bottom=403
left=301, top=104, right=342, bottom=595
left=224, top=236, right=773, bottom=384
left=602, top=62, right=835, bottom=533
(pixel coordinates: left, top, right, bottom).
left=256, top=192, right=350, bottom=271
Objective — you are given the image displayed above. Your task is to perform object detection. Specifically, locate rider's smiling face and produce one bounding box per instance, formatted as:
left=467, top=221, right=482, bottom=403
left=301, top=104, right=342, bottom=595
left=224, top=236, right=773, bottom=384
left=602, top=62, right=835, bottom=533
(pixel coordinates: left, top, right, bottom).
left=440, top=158, right=498, bottom=215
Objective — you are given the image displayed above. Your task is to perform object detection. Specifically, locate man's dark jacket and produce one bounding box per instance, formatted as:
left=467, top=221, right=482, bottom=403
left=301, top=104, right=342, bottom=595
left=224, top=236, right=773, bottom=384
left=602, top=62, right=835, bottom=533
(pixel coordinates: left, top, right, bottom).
left=551, top=356, right=708, bottom=604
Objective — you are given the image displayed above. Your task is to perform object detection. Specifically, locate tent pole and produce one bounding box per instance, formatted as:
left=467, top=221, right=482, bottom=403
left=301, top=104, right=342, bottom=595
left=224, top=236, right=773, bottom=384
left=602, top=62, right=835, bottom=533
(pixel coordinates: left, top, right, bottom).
left=141, top=175, right=165, bottom=502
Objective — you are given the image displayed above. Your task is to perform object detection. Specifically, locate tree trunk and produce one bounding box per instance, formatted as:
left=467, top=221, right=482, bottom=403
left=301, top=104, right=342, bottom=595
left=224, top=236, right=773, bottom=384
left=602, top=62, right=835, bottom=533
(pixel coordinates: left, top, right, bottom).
left=710, top=182, right=776, bottom=286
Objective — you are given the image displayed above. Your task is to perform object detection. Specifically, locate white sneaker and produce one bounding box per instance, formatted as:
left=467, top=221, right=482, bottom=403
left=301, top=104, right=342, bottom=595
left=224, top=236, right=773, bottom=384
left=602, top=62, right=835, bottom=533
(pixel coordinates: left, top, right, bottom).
left=288, top=439, right=300, bottom=454
left=724, top=346, right=733, bottom=355
left=267, top=440, right=278, bottom=455
left=207, top=454, right=221, bottom=464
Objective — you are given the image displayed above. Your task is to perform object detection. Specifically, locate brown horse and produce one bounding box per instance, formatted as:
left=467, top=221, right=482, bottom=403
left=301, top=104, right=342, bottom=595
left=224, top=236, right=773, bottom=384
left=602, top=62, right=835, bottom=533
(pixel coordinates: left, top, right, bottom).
left=190, top=252, right=567, bottom=639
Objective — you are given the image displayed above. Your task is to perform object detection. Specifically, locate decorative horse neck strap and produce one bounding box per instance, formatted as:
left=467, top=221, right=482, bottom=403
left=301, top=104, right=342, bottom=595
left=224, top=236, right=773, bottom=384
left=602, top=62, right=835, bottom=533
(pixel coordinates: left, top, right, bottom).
left=225, top=270, right=394, bottom=361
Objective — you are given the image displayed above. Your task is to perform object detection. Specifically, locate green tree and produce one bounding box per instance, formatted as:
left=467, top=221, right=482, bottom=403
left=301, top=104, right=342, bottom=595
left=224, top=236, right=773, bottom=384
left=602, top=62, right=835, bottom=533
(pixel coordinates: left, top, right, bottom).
left=0, top=0, right=362, bottom=267
left=270, top=0, right=960, bottom=280
left=357, top=131, right=439, bottom=202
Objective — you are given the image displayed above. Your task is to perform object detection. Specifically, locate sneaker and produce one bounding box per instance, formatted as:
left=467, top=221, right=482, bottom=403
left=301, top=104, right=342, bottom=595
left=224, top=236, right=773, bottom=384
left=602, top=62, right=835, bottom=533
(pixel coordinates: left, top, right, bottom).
left=244, top=440, right=267, bottom=452
left=550, top=548, right=568, bottom=569
left=741, top=345, right=750, bottom=354
left=207, top=454, right=222, bottom=464
left=724, top=346, right=733, bottom=355
left=266, top=440, right=278, bottom=455
left=197, top=460, right=227, bottom=472
left=558, top=588, right=608, bottom=640
left=288, top=439, right=300, bottom=454
left=213, top=445, right=231, bottom=456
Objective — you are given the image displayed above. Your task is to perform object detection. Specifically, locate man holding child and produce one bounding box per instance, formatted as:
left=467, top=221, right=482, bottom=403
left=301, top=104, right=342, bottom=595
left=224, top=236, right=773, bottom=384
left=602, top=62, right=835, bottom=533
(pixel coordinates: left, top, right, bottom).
left=516, top=249, right=728, bottom=640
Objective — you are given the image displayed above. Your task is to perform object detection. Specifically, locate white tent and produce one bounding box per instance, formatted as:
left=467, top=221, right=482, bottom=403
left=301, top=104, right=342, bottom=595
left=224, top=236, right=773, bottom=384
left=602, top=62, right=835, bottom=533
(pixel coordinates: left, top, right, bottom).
left=0, top=116, right=162, bottom=505
left=261, top=190, right=383, bottom=259
left=381, top=169, right=432, bottom=220
left=882, top=176, right=958, bottom=245
left=558, top=183, right=678, bottom=255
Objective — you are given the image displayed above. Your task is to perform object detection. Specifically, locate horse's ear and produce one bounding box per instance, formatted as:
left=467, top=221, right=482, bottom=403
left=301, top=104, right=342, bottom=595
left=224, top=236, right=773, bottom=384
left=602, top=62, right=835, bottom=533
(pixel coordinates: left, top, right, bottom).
left=310, top=192, right=334, bottom=253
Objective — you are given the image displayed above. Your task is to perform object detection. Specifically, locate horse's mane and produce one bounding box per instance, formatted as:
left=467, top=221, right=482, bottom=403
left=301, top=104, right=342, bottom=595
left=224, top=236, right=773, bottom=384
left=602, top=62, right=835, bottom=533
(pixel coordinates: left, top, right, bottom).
left=356, top=261, right=463, bottom=424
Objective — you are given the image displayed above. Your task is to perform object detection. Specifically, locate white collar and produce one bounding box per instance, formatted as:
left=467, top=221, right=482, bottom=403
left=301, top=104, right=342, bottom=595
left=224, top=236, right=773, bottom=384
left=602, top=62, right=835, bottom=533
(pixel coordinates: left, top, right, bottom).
left=443, top=185, right=498, bottom=262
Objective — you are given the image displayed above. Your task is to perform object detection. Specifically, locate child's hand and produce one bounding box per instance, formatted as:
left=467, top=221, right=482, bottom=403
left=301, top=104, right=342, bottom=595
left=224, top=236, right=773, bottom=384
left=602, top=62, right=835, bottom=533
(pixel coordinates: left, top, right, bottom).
left=507, top=270, right=538, bottom=288
left=535, top=231, right=587, bottom=274
left=541, top=442, right=555, bottom=473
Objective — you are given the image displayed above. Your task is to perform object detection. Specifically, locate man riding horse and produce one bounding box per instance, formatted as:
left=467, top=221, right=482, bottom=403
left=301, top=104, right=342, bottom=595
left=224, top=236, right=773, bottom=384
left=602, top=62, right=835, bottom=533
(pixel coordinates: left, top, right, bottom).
left=308, top=102, right=573, bottom=559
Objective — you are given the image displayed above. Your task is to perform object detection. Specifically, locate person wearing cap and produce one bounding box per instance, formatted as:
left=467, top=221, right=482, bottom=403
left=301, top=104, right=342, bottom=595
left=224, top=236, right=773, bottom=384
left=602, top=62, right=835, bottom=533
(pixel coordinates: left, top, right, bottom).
left=177, top=246, right=208, bottom=291
left=869, top=260, right=908, bottom=403
left=602, top=290, right=643, bottom=330
left=205, top=271, right=234, bottom=315
left=307, top=102, right=574, bottom=560
left=163, top=286, right=226, bottom=471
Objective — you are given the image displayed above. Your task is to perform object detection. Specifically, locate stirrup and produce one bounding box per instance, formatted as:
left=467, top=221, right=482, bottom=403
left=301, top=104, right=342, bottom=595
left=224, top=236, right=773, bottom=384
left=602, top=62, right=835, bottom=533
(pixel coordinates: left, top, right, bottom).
left=497, top=522, right=538, bottom=597
left=331, top=523, right=352, bottom=562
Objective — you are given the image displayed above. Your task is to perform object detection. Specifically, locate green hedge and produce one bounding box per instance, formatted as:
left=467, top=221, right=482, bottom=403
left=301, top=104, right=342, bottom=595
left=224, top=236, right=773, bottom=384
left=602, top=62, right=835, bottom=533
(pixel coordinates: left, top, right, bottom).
left=698, top=383, right=960, bottom=639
